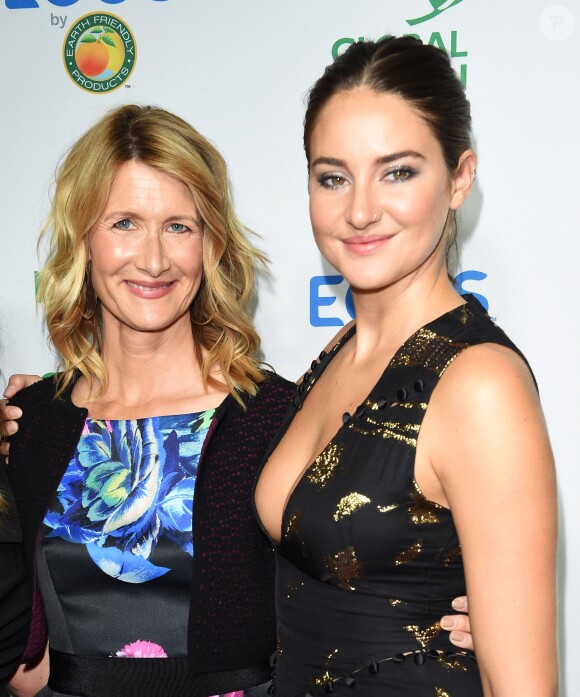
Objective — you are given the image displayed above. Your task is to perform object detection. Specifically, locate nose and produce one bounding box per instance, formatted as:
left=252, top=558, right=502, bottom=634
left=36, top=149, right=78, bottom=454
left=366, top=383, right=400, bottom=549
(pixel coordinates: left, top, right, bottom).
left=135, top=231, right=171, bottom=278
left=345, top=182, right=379, bottom=230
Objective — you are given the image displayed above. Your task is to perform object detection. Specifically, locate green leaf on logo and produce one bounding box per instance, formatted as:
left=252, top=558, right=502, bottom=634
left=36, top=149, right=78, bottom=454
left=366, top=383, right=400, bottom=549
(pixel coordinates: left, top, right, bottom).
left=103, top=27, right=114, bottom=34
left=91, top=28, right=103, bottom=34
left=102, top=35, right=116, bottom=48
left=407, top=0, right=464, bottom=26
left=431, top=0, right=462, bottom=8
left=81, top=35, right=97, bottom=44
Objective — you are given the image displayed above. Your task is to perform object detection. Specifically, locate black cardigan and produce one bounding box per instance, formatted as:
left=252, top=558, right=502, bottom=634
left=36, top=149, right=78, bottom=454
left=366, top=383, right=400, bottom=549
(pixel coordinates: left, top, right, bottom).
left=0, top=371, right=294, bottom=693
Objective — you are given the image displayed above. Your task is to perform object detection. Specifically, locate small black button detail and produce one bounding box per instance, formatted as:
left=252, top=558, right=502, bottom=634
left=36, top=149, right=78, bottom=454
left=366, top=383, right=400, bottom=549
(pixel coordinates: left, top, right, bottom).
left=414, top=651, right=427, bottom=666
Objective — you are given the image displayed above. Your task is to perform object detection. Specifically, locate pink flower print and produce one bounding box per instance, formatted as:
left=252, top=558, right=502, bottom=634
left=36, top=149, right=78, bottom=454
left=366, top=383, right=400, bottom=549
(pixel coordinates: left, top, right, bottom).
left=115, top=640, right=168, bottom=658
left=208, top=693, right=244, bottom=697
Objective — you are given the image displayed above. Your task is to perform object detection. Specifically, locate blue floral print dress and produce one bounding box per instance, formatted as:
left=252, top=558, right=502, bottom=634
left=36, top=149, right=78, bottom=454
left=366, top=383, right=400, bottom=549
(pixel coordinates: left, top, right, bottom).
left=36, top=410, right=258, bottom=697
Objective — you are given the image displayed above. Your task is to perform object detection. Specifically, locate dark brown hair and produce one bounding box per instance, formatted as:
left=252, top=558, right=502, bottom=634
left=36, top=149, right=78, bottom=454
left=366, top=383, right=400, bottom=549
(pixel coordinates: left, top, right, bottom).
left=304, top=35, right=472, bottom=171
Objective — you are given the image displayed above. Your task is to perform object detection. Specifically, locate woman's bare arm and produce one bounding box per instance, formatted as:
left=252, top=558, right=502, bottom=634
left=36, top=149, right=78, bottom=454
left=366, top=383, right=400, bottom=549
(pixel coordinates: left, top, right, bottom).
left=428, top=344, right=557, bottom=696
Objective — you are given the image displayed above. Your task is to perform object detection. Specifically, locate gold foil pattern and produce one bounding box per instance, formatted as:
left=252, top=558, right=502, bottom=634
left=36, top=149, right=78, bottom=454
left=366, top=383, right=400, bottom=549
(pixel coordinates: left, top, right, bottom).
left=388, top=598, right=405, bottom=607
left=443, top=545, right=462, bottom=566
left=408, top=479, right=444, bottom=525
left=365, top=398, right=427, bottom=411
left=389, top=328, right=469, bottom=377
left=348, top=417, right=420, bottom=447
left=306, top=442, right=344, bottom=490
left=313, top=649, right=339, bottom=686
left=285, top=510, right=303, bottom=539
left=404, top=621, right=442, bottom=649
left=394, top=539, right=423, bottom=566
left=285, top=580, right=304, bottom=600
left=436, top=689, right=452, bottom=697
left=438, top=653, right=469, bottom=672
left=323, top=546, right=362, bottom=590
left=333, top=492, right=371, bottom=521
left=396, top=401, right=428, bottom=410
left=377, top=503, right=400, bottom=514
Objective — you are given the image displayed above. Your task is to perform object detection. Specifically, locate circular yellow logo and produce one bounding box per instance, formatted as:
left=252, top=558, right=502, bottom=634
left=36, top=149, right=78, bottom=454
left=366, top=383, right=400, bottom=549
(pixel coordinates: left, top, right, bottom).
left=63, top=13, right=137, bottom=93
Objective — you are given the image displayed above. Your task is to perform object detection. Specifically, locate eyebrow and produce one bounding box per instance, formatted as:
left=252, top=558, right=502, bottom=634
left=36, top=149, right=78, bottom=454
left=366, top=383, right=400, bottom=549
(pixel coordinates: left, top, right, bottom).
left=102, top=211, right=199, bottom=222
left=310, top=151, right=425, bottom=168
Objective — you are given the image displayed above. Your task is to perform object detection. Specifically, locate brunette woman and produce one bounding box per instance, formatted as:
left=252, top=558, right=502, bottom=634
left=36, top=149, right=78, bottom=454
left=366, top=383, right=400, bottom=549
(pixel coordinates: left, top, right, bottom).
left=255, top=37, right=557, bottom=697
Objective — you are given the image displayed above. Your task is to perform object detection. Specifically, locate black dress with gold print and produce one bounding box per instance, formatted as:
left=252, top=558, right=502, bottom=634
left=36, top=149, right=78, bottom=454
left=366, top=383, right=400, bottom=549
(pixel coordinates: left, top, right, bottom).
left=257, top=295, right=529, bottom=697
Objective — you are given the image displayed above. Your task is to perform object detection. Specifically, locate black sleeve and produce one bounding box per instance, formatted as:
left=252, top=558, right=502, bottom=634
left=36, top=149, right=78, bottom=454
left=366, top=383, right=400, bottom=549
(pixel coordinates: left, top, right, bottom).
left=0, top=465, right=31, bottom=683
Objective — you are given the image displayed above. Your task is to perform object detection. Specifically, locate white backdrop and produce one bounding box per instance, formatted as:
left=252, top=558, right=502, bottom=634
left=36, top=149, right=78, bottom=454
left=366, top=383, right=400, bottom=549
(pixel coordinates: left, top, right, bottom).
left=1, top=0, right=578, bottom=692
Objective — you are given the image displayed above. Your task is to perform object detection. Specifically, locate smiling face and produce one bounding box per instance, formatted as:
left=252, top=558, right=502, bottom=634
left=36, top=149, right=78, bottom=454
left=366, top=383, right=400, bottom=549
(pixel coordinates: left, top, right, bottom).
left=89, top=160, right=204, bottom=337
left=308, top=88, right=474, bottom=296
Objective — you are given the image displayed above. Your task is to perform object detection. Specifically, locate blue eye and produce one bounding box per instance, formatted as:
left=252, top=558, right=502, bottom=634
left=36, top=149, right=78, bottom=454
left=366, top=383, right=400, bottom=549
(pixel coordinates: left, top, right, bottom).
left=168, top=223, right=190, bottom=233
left=113, top=218, right=134, bottom=230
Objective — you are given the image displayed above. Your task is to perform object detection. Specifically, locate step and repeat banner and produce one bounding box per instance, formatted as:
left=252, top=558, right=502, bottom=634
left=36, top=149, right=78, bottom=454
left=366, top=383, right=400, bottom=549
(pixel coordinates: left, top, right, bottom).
left=1, top=0, right=578, bottom=691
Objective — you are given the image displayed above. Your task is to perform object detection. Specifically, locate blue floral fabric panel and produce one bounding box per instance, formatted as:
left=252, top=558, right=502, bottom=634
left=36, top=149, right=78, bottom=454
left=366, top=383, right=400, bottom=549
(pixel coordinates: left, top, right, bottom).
left=43, top=411, right=214, bottom=584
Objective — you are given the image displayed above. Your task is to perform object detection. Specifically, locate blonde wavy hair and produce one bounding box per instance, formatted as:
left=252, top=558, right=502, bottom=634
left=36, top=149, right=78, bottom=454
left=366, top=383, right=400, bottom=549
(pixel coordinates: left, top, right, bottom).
left=38, top=104, right=268, bottom=404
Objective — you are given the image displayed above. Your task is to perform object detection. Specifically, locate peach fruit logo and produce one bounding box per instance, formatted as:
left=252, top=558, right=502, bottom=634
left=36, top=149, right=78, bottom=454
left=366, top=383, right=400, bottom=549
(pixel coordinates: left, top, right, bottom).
left=63, top=13, right=136, bottom=93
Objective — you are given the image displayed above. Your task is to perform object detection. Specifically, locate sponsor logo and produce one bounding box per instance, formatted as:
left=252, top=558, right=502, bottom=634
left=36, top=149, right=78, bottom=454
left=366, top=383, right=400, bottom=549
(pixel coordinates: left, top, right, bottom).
left=62, top=12, right=136, bottom=93
left=332, top=1, right=469, bottom=87
left=453, top=270, right=489, bottom=311
left=406, top=0, right=464, bottom=27
left=310, top=275, right=354, bottom=328
left=6, top=0, right=167, bottom=8
left=310, top=270, right=488, bottom=326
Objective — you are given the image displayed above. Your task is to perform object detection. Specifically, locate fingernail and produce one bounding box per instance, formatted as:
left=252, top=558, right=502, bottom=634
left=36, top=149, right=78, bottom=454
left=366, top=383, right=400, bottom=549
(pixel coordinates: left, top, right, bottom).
left=451, top=598, right=466, bottom=611
left=440, top=617, right=454, bottom=630
left=9, top=407, right=22, bottom=419
left=450, top=631, right=464, bottom=644
left=3, top=386, right=14, bottom=398
left=5, top=422, right=17, bottom=435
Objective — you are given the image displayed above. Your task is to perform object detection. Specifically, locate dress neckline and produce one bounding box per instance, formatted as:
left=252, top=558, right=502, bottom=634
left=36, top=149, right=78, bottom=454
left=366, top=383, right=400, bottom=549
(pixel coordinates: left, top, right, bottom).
left=84, top=408, right=216, bottom=423
left=255, top=296, right=473, bottom=547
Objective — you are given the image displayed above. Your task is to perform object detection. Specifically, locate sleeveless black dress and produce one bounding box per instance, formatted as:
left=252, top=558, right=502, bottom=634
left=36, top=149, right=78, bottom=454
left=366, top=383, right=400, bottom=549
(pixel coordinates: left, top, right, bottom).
left=256, top=295, right=528, bottom=697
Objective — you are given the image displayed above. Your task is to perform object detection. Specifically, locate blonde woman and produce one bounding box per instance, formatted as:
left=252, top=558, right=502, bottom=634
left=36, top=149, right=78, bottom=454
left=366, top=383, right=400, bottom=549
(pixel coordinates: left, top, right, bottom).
left=0, top=105, right=294, bottom=697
